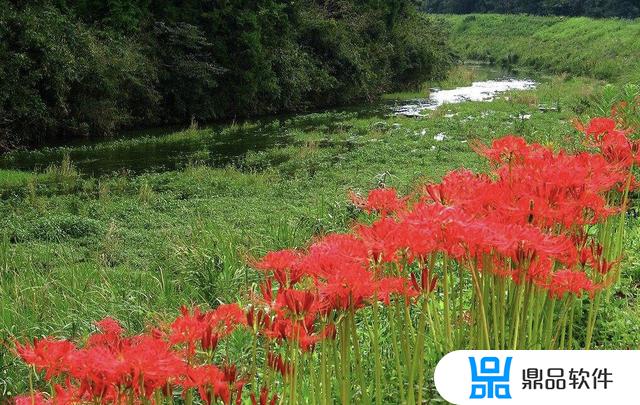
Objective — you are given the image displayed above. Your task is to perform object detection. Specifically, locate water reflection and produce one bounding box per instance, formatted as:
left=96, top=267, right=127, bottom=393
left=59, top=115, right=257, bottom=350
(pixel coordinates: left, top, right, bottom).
left=392, top=78, right=536, bottom=117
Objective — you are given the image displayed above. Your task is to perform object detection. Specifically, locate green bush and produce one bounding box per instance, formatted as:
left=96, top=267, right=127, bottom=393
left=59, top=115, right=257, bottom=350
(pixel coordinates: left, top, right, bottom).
left=13, top=214, right=103, bottom=242
left=0, top=1, right=451, bottom=150
left=0, top=4, right=158, bottom=149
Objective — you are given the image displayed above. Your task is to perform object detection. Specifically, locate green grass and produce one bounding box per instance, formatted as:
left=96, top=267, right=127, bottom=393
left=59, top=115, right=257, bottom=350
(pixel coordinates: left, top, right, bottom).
left=1, top=71, right=639, bottom=399
left=441, top=14, right=640, bottom=83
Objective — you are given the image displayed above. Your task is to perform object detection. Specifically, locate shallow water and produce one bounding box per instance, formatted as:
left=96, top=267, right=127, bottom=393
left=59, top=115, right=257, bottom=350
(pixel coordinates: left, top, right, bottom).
left=0, top=66, right=535, bottom=177
left=0, top=123, right=295, bottom=177
left=392, top=78, right=536, bottom=117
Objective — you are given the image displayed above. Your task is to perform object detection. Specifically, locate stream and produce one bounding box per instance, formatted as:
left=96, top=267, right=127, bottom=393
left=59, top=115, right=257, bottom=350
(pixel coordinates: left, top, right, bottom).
left=0, top=66, right=536, bottom=176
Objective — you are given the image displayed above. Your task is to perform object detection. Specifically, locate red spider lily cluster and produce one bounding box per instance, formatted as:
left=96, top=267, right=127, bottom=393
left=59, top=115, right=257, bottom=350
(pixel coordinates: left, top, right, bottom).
left=12, top=114, right=638, bottom=404
left=14, top=310, right=250, bottom=405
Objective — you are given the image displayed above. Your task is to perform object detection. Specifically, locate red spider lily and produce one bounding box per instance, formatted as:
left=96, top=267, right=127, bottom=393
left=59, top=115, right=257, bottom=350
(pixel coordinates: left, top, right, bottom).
left=421, top=169, right=492, bottom=208
left=14, top=392, right=51, bottom=405
left=295, top=325, right=323, bottom=352
left=484, top=255, right=514, bottom=278
left=262, top=317, right=291, bottom=341
left=94, top=317, right=123, bottom=336
left=296, top=234, right=369, bottom=280
left=480, top=222, right=578, bottom=267
left=317, top=263, right=377, bottom=311
left=118, top=335, right=186, bottom=396
left=574, top=117, right=638, bottom=167
left=51, top=383, right=80, bottom=405
left=210, top=304, right=247, bottom=332
left=548, top=269, right=595, bottom=299
left=182, top=365, right=230, bottom=405
left=586, top=117, right=617, bottom=138
left=598, top=130, right=638, bottom=167
left=169, top=306, right=209, bottom=355
left=350, top=187, right=408, bottom=216
left=73, top=335, right=186, bottom=400
left=476, top=153, right=622, bottom=228
left=182, top=363, right=246, bottom=405
left=376, top=276, right=418, bottom=305
left=15, top=338, right=77, bottom=380
left=280, top=288, right=317, bottom=318
left=423, top=182, right=447, bottom=205
left=261, top=312, right=323, bottom=351
left=397, top=202, right=449, bottom=259
left=90, top=317, right=124, bottom=345
left=515, top=256, right=553, bottom=287
left=246, top=306, right=270, bottom=333
left=68, top=346, right=121, bottom=400
left=254, top=249, right=304, bottom=287
left=255, top=249, right=300, bottom=273
left=410, top=267, right=438, bottom=295
left=222, top=364, right=247, bottom=405
left=473, top=135, right=533, bottom=165
left=579, top=246, right=594, bottom=268
left=355, top=217, right=405, bottom=263
left=253, top=278, right=277, bottom=307
left=267, top=352, right=293, bottom=379
left=170, top=304, right=246, bottom=356
left=590, top=253, right=620, bottom=275
left=320, top=322, right=337, bottom=340
left=251, top=387, right=278, bottom=405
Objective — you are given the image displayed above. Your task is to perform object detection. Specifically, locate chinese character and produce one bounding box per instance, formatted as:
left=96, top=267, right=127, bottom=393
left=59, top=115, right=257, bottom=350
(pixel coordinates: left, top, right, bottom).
left=469, top=356, right=512, bottom=399
left=522, top=368, right=543, bottom=389
left=569, top=368, right=591, bottom=389
left=592, top=368, right=613, bottom=389
left=546, top=368, right=566, bottom=389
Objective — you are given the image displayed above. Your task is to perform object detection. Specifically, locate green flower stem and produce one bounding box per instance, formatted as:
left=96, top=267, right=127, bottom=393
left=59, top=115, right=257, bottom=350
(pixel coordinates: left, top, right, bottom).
left=308, top=353, right=318, bottom=405
left=289, top=339, right=298, bottom=405
left=542, top=298, right=556, bottom=349
left=510, top=271, right=527, bottom=350
left=396, top=300, right=413, bottom=404
left=411, top=296, right=431, bottom=405
left=517, top=282, right=533, bottom=349
left=339, top=319, right=350, bottom=405
left=251, top=331, right=258, bottom=386
left=552, top=297, right=572, bottom=349
left=498, top=276, right=506, bottom=350
left=442, top=256, right=452, bottom=351
left=585, top=291, right=602, bottom=349
left=349, top=308, right=369, bottom=404
left=388, top=303, right=405, bottom=404
left=490, top=275, right=500, bottom=349
left=469, top=263, right=491, bottom=349
left=320, top=336, right=328, bottom=405
left=567, top=298, right=575, bottom=349
left=371, top=302, right=384, bottom=405
left=455, top=264, right=466, bottom=348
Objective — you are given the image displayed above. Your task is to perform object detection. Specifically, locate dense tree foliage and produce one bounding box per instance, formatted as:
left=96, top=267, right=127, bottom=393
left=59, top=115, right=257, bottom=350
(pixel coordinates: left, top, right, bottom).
left=421, top=0, right=640, bottom=18
left=0, top=0, right=451, bottom=149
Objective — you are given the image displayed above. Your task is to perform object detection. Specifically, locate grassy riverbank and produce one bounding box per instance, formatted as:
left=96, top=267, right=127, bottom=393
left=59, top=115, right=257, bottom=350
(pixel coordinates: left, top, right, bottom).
left=442, top=14, right=640, bottom=83
left=2, top=68, right=640, bottom=396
